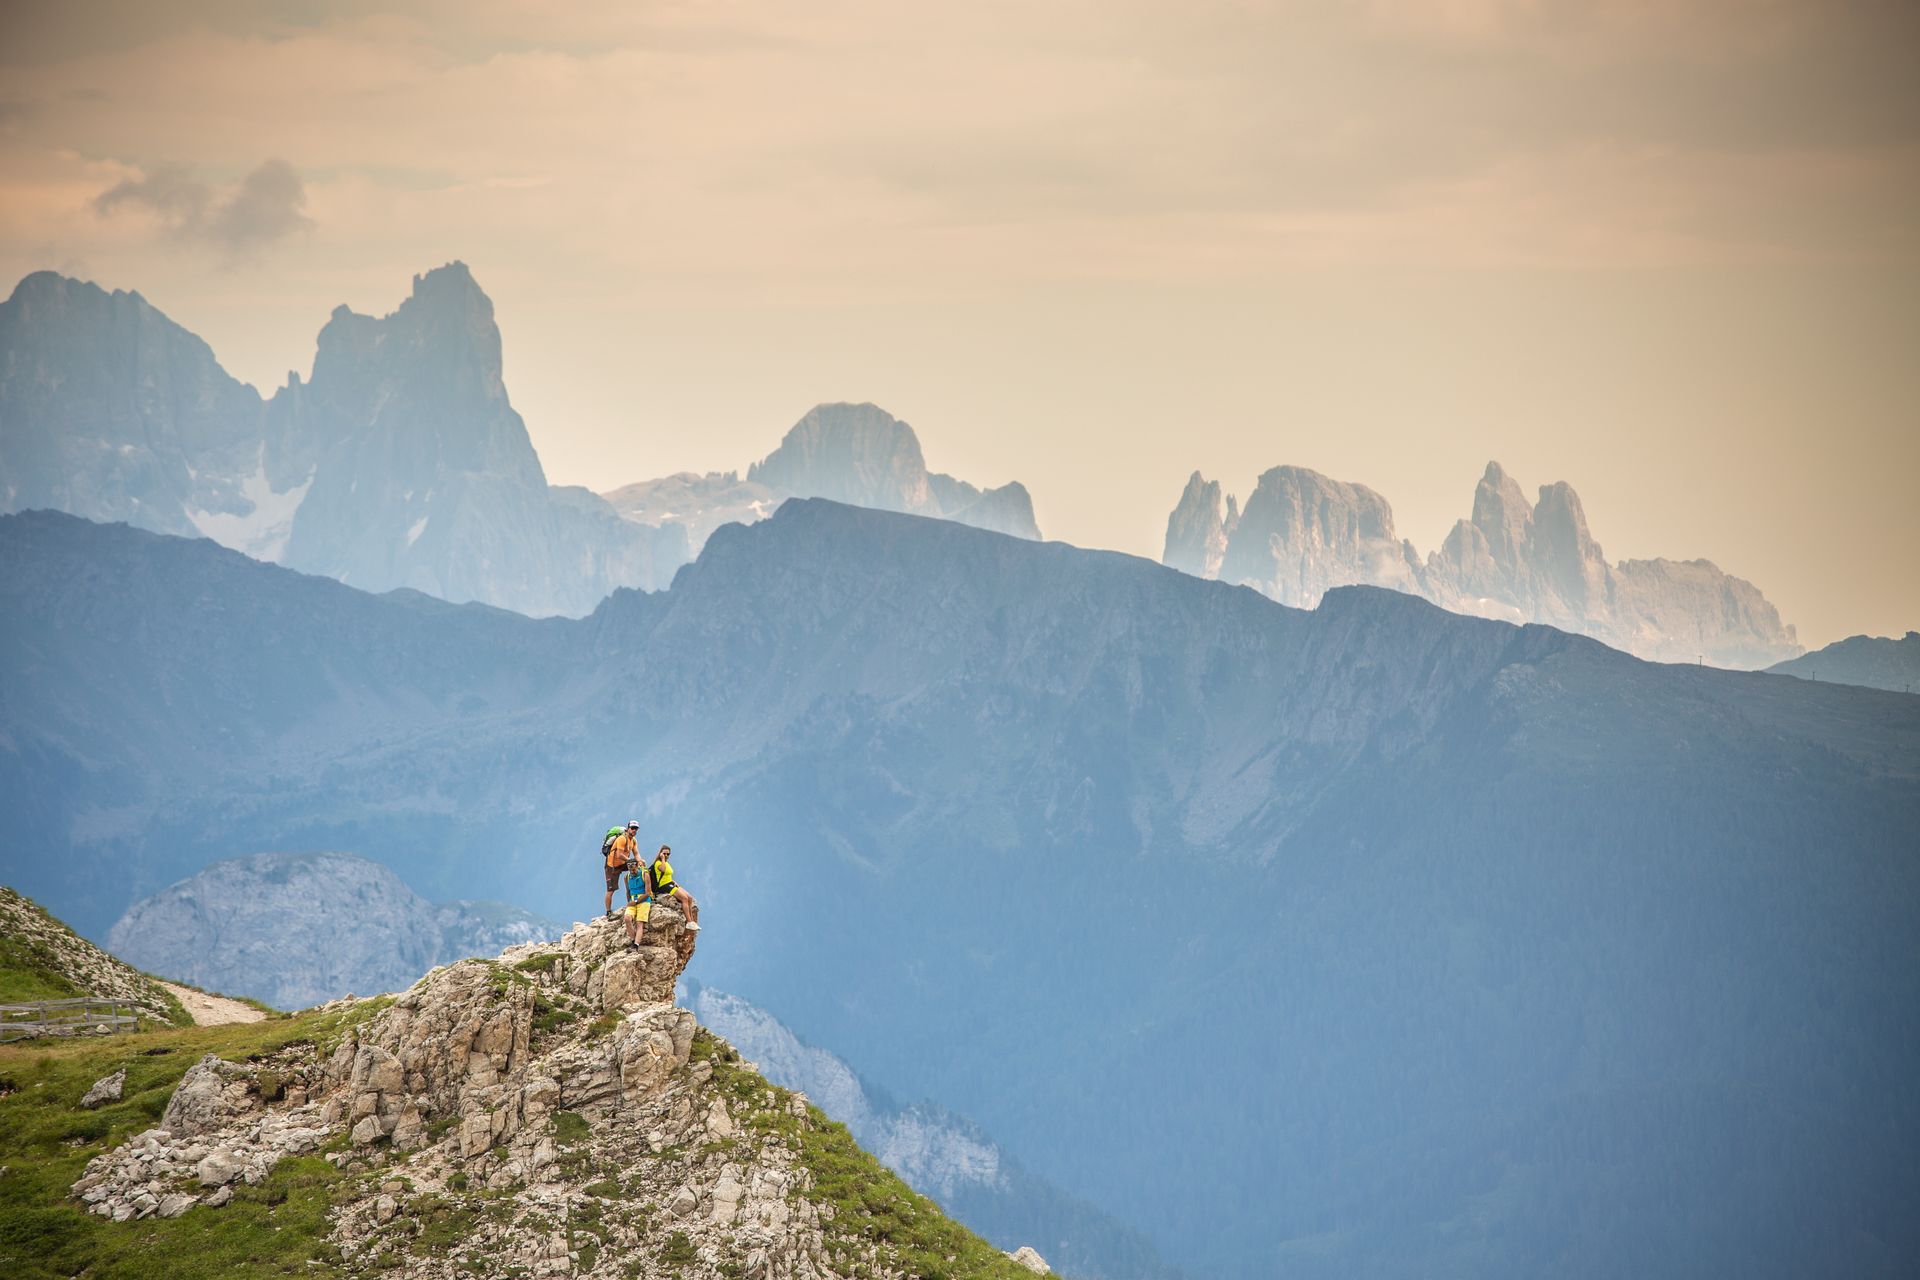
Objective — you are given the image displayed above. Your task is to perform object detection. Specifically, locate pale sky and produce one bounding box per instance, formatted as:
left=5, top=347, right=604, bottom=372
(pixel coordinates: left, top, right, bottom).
left=3, top=1, right=1916, bottom=646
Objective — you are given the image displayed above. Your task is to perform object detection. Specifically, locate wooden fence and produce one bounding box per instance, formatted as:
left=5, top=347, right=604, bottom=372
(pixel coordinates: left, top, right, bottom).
left=0, top=997, right=144, bottom=1042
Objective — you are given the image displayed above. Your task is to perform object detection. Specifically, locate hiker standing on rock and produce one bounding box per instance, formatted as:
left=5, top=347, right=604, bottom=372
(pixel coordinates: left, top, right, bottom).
left=650, top=844, right=700, bottom=932
left=603, top=820, right=640, bottom=920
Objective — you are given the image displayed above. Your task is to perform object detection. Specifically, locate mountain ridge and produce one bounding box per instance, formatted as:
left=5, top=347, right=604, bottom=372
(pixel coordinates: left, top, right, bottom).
left=604, top=401, right=1041, bottom=556
left=1165, top=459, right=1802, bottom=667
left=4, top=501, right=1916, bottom=1278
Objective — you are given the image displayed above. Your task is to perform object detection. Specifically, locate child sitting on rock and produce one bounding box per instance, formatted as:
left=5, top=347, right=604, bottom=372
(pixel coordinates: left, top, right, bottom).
left=621, top=858, right=654, bottom=950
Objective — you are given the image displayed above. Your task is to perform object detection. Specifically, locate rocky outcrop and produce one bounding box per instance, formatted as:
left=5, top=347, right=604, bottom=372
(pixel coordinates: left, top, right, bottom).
left=1167, top=460, right=1802, bottom=667
left=68, top=909, right=1053, bottom=1277
left=80, top=1070, right=125, bottom=1109
left=0, top=266, right=688, bottom=617
left=609, top=403, right=1041, bottom=557
left=74, top=908, right=696, bottom=1226
left=1161, top=471, right=1237, bottom=579
left=1422, top=462, right=1798, bottom=666
left=273, top=264, right=688, bottom=614
left=108, top=852, right=557, bottom=1010
left=748, top=403, right=940, bottom=515
left=1216, top=466, right=1424, bottom=608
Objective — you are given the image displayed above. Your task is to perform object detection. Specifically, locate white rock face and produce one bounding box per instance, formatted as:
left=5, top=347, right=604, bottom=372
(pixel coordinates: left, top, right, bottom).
left=107, top=851, right=556, bottom=1010
left=1217, top=466, right=1423, bottom=608
left=1010, top=1244, right=1051, bottom=1274
left=1167, top=460, right=1802, bottom=667
left=1162, top=471, right=1237, bottom=579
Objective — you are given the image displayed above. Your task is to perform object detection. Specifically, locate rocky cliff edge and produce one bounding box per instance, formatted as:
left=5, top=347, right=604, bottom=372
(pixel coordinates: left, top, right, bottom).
left=67, top=906, right=1053, bottom=1278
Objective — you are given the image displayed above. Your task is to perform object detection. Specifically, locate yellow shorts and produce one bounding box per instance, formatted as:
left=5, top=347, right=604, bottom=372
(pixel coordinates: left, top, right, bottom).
left=624, top=902, right=651, bottom=922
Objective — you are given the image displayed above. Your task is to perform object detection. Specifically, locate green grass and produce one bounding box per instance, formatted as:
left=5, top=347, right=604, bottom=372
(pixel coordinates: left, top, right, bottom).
left=689, top=1030, right=1053, bottom=1280
left=0, top=888, right=195, bottom=1028
left=531, top=992, right=578, bottom=1041
left=551, top=1109, right=591, bottom=1147
left=0, top=1000, right=384, bottom=1279
left=0, top=929, right=90, bottom=1004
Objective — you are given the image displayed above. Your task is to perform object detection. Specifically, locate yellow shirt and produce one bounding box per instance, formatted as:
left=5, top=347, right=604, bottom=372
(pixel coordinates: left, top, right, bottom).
left=650, top=855, right=675, bottom=894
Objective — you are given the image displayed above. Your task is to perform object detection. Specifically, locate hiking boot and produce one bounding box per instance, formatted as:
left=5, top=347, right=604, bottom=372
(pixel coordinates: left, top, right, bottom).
left=605, top=909, right=619, bottom=921
left=686, top=922, right=702, bottom=932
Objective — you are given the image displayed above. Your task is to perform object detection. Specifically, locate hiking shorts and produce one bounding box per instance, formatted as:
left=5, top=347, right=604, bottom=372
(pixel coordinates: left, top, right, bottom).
left=605, top=861, right=626, bottom=893
left=625, top=901, right=652, bottom=923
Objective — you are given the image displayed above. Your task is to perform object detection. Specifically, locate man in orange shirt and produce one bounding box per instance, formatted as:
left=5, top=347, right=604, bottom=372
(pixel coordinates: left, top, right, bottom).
left=603, top=820, right=640, bottom=920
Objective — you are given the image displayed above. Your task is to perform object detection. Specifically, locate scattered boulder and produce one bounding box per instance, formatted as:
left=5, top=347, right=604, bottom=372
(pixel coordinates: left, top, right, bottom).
left=1010, top=1244, right=1051, bottom=1273
left=162, top=1055, right=260, bottom=1137
left=156, top=1192, right=197, bottom=1218
left=79, top=1069, right=125, bottom=1109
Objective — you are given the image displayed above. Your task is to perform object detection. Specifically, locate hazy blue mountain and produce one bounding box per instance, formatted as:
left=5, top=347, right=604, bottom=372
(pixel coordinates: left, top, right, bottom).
left=1167, top=460, right=1802, bottom=668
left=685, top=982, right=1180, bottom=1280
left=0, top=266, right=687, bottom=615
left=0, top=271, right=308, bottom=554
left=605, top=402, right=1041, bottom=555
left=107, top=851, right=558, bottom=1010
left=3, top=503, right=1917, bottom=1279
left=1768, top=631, right=1920, bottom=693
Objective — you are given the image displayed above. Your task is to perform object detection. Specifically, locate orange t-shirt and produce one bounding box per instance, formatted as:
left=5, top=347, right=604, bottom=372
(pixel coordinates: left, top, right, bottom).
left=607, top=831, right=637, bottom=868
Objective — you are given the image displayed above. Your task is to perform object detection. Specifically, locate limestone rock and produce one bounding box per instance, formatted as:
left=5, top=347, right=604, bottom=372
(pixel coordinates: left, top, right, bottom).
left=80, top=1069, right=125, bottom=1109
left=196, top=1149, right=248, bottom=1187
left=1165, top=458, right=1802, bottom=668
left=63, top=911, right=988, bottom=1279
left=163, top=1056, right=261, bottom=1137
left=1163, top=471, right=1237, bottom=579
left=157, top=1192, right=197, bottom=1218
left=1010, top=1244, right=1050, bottom=1273
left=1216, top=465, right=1424, bottom=609
left=610, top=401, right=1042, bottom=560
left=108, top=852, right=556, bottom=1010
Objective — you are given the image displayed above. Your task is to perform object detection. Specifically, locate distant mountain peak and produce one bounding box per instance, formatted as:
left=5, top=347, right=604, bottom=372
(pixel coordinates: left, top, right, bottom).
left=406, top=259, right=490, bottom=316
left=0, top=265, right=688, bottom=616
left=1164, top=456, right=1802, bottom=667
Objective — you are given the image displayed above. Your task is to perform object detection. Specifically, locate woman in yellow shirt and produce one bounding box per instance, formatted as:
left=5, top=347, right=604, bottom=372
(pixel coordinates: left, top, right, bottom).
left=650, top=845, right=700, bottom=932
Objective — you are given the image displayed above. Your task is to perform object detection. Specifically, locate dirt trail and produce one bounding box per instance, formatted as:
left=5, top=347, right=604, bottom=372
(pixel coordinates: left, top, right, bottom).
left=159, top=981, right=267, bottom=1026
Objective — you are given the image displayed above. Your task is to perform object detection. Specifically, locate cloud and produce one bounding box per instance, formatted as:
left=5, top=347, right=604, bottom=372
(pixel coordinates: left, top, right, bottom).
left=93, top=157, right=312, bottom=256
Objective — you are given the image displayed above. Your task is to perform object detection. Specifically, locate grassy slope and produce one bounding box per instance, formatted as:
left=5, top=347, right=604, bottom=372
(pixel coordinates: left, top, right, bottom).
left=0, top=992, right=1050, bottom=1280
left=692, top=1028, right=1053, bottom=1280
left=0, top=1003, right=377, bottom=1280
left=0, top=887, right=193, bottom=1028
